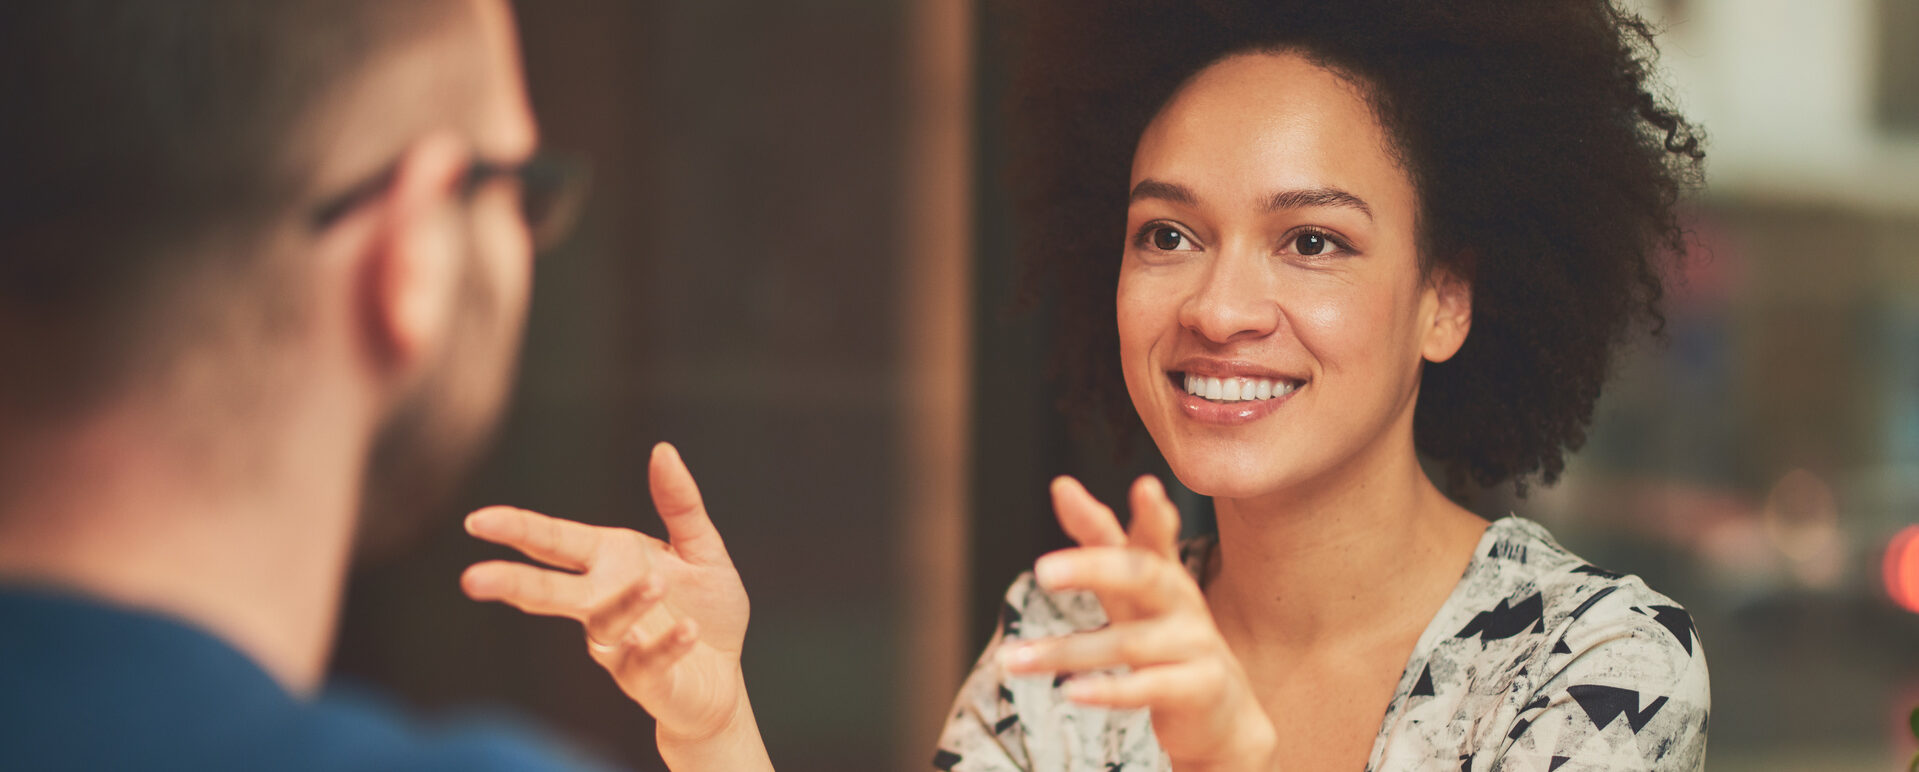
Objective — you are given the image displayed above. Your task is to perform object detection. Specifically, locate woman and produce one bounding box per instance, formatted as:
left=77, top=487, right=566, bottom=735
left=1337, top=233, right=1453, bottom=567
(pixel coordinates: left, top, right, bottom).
left=460, top=1, right=1709, bottom=769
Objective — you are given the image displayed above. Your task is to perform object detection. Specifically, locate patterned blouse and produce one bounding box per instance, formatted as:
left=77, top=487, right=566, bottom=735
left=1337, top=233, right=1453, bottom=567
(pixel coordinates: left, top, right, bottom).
left=933, top=516, right=1709, bottom=771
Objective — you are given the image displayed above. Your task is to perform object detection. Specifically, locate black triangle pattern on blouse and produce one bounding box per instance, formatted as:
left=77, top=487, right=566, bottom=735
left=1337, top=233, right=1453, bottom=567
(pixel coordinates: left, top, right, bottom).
left=1454, top=593, right=1544, bottom=641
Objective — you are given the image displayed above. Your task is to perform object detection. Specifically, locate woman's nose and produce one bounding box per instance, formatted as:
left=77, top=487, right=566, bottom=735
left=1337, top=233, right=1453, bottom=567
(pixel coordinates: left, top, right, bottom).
left=1177, top=249, right=1281, bottom=344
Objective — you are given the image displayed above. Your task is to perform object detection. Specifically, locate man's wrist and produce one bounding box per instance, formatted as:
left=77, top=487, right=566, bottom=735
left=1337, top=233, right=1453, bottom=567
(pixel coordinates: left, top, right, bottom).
left=654, top=674, right=772, bottom=772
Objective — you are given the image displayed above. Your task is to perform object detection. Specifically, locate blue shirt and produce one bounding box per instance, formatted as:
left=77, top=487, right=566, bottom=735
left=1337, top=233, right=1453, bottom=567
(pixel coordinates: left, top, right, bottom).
left=0, top=587, right=616, bottom=771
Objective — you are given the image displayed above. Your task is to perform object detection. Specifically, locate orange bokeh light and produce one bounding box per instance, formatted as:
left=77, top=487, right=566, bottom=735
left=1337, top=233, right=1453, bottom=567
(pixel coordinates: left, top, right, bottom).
left=1885, top=526, right=1919, bottom=614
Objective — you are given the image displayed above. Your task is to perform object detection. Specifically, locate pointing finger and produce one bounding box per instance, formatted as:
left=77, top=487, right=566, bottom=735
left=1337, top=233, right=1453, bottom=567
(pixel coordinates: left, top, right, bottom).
left=1127, top=475, right=1181, bottom=561
left=1033, top=546, right=1192, bottom=619
left=465, top=506, right=603, bottom=572
left=1060, top=660, right=1222, bottom=712
left=1051, top=476, right=1128, bottom=548
left=998, top=619, right=1209, bottom=675
left=461, top=560, right=591, bottom=619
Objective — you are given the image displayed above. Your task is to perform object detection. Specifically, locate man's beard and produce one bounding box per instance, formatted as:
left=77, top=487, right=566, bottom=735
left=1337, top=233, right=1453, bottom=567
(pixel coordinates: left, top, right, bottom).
left=352, top=255, right=522, bottom=564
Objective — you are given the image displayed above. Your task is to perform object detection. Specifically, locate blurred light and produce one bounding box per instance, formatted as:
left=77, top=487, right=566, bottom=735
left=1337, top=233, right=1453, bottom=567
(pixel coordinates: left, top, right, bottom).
left=1761, top=469, right=1843, bottom=589
left=1885, top=525, right=1919, bottom=614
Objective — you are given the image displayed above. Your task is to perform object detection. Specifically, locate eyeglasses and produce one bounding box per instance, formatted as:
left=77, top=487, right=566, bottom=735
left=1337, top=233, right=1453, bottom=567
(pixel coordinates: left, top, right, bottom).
left=310, top=152, right=590, bottom=251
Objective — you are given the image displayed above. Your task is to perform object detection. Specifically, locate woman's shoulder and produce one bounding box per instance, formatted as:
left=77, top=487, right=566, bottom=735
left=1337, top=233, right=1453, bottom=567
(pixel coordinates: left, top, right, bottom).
left=1471, top=517, right=1700, bottom=654
left=1375, top=517, right=1709, bottom=769
left=1437, top=516, right=1703, bottom=687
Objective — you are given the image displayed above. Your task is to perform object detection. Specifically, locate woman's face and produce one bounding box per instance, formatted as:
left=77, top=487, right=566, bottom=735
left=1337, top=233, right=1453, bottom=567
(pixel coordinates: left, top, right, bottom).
left=1118, top=51, right=1469, bottom=503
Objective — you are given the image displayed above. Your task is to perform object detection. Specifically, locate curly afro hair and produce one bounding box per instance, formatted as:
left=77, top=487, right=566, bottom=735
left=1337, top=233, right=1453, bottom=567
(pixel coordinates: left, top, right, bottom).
left=1004, top=0, right=1705, bottom=493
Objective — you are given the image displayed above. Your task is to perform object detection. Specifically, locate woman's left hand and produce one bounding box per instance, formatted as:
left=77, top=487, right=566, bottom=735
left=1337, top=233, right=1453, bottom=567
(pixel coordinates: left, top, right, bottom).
left=999, top=476, right=1279, bottom=772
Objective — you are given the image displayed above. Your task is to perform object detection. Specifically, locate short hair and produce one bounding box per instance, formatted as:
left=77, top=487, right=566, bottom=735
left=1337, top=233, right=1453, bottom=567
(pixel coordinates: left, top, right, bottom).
left=1005, top=0, right=1705, bottom=493
left=0, top=0, right=459, bottom=421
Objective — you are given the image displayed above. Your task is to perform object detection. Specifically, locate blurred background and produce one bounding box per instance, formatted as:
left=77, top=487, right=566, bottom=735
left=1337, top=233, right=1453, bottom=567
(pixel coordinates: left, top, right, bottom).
left=329, top=1, right=1919, bottom=770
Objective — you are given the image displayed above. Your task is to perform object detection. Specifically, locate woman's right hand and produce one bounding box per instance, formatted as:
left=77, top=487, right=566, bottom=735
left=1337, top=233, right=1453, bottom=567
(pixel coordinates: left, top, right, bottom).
left=460, top=442, right=760, bottom=758
left=1001, top=476, right=1279, bottom=771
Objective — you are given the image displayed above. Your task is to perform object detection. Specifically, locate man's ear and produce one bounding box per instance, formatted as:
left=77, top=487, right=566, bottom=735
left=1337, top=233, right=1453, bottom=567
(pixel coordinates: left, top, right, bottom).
left=361, top=132, right=469, bottom=376
left=1421, top=265, right=1473, bottom=364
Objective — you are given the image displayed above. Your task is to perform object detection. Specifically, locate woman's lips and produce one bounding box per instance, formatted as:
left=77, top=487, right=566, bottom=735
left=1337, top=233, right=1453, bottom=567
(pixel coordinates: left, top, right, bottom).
left=1165, top=370, right=1303, bottom=426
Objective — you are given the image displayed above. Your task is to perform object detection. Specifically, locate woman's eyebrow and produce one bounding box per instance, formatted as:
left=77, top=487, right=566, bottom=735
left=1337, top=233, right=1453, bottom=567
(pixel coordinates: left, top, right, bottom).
left=1131, top=179, right=1373, bottom=222
left=1129, top=178, right=1198, bottom=205
left=1265, top=187, right=1374, bottom=221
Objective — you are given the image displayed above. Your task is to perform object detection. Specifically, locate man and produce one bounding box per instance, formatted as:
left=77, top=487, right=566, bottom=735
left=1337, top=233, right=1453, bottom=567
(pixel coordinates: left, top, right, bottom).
left=0, top=1, right=606, bottom=768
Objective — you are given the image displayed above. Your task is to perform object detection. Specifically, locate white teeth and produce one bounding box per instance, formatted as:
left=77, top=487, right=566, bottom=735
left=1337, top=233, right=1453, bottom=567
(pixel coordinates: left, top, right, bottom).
left=1179, top=373, right=1299, bottom=403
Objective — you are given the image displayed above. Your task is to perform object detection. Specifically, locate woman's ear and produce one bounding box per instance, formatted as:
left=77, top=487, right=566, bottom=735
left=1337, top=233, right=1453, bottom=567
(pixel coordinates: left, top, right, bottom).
left=360, top=132, right=469, bottom=376
left=1421, top=265, right=1473, bottom=364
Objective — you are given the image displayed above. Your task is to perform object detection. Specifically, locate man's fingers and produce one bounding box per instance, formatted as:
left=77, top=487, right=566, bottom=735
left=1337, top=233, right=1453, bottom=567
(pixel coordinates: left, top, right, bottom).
left=465, top=506, right=602, bottom=572
left=1051, top=476, right=1128, bottom=548
left=582, top=573, right=667, bottom=650
left=1032, top=546, right=1192, bottom=618
left=648, top=443, right=731, bottom=567
left=606, top=620, right=700, bottom=697
left=461, top=560, right=591, bottom=619
left=1127, top=475, right=1181, bottom=561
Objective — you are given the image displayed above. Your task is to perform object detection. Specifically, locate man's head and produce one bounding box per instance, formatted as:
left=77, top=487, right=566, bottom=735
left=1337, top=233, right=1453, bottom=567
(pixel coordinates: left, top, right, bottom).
left=0, top=0, right=548, bottom=539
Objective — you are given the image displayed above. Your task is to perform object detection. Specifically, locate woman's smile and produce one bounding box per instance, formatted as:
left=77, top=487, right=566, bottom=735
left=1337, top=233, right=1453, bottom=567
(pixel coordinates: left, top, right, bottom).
left=1164, top=361, right=1306, bottom=426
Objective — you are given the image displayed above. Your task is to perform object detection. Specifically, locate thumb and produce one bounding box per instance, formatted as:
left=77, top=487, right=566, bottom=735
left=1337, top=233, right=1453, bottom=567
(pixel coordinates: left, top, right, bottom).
left=1127, top=475, right=1181, bottom=561
left=648, top=442, right=732, bottom=567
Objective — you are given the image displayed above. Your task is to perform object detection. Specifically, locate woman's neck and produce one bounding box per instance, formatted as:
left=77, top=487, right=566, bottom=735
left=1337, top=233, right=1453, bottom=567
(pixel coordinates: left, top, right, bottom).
left=1203, top=439, right=1486, bottom=657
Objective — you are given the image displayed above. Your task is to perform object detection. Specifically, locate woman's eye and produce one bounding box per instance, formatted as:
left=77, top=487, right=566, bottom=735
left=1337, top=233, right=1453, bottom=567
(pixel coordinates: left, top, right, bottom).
left=1287, top=230, right=1351, bottom=257
left=1152, top=226, right=1185, bottom=250
left=1130, top=221, right=1200, bottom=254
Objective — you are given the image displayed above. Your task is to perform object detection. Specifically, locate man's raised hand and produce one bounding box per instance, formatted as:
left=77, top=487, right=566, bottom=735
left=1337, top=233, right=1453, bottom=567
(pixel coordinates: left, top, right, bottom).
left=461, top=442, right=751, bottom=745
